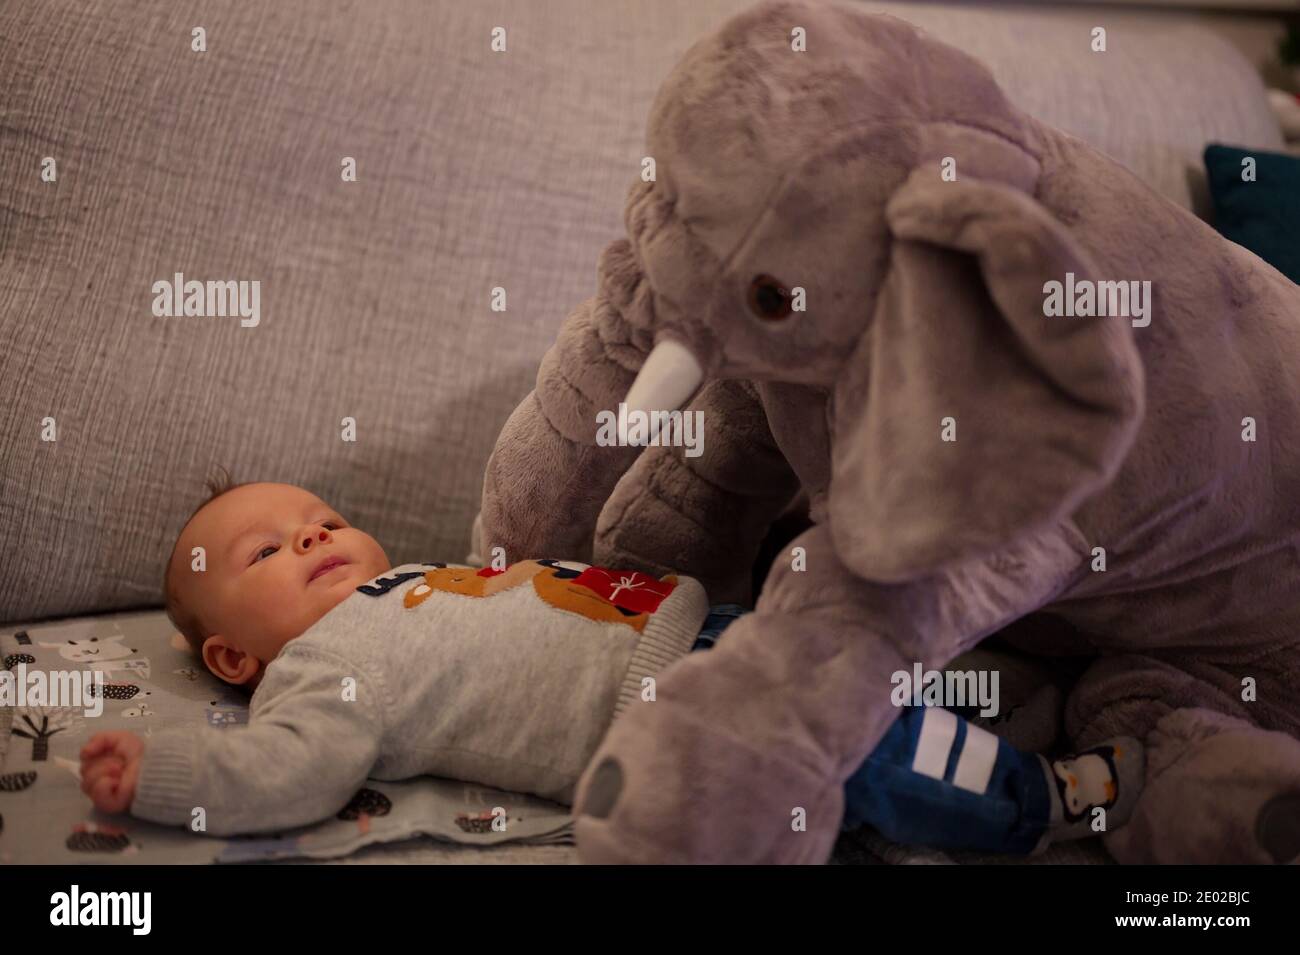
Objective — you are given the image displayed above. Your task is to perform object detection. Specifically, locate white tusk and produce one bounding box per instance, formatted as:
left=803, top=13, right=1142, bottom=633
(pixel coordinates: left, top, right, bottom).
left=619, top=339, right=703, bottom=445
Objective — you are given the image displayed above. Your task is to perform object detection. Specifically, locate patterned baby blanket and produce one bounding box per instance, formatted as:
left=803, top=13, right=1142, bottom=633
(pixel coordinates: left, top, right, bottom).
left=0, top=611, right=573, bottom=863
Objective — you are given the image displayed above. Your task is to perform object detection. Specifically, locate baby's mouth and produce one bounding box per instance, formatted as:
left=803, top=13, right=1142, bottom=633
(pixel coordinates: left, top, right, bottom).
left=308, top=555, right=350, bottom=583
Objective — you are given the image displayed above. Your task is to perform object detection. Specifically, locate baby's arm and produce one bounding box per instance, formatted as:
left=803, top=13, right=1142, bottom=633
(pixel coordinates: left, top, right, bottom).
left=90, top=646, right=384, bottom=836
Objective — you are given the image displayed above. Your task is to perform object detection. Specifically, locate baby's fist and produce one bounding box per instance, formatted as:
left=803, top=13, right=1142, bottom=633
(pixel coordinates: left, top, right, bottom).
left=80, top=731, right=145, bottom=814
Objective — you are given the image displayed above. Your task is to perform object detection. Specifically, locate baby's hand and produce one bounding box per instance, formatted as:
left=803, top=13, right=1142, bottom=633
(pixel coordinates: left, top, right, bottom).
left=80, top=731, right=145, bottom=814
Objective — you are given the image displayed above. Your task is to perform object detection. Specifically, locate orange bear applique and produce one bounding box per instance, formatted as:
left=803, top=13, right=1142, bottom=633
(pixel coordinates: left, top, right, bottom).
left=402, top=560, right=552, bottom=609
left=400, top=560, right=677, bottom=634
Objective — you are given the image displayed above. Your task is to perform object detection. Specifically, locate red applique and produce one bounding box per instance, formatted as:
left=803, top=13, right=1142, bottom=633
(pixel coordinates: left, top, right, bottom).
left=572, top=568, right=675, bottom=613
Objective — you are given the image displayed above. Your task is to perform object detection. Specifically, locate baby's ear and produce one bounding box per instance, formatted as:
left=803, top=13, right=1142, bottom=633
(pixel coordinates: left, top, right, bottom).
left=201, top=635, right=260, bottom=686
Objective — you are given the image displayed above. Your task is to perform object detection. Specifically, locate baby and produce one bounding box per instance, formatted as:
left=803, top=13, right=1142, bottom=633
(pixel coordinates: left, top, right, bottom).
left=81, top=480, right=1144, bottom=853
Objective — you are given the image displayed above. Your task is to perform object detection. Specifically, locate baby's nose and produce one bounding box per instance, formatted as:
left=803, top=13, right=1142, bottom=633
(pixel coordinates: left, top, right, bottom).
left=295, top=527, right=333, bottom=553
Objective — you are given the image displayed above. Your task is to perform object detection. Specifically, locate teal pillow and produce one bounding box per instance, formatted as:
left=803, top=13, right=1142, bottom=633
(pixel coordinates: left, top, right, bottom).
left=1204, top=143, right=1300, bottom=284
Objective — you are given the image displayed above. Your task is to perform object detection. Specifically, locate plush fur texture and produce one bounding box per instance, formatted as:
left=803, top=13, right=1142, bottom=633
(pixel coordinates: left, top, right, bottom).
left=480, top=0, right=1300, bottom=863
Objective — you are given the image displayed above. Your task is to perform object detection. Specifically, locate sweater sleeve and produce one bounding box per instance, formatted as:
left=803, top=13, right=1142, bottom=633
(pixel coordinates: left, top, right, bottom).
left=130, top=645, right=385, bottom=836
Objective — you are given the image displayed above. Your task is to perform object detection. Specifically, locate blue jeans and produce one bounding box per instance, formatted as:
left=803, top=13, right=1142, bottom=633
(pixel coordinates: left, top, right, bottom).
left=693, top=605, right=1052, bottom=854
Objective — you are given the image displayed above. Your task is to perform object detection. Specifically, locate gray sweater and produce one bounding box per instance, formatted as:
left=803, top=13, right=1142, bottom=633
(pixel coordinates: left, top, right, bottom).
left=132, top=561, right=708, bottom=835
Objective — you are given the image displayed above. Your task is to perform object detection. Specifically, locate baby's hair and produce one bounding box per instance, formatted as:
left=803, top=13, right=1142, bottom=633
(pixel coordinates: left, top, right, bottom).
left=164, top=466, right=248, bottom=659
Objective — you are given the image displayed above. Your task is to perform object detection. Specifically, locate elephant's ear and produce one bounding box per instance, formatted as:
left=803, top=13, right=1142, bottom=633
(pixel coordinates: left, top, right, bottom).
left=829, top=169, right=1145, bottom=583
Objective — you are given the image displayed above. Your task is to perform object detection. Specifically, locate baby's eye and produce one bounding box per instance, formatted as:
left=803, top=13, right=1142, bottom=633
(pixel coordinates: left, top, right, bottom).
left=322, top=521, right=340, bottom=530
left=252, top=545, right=278, bottom=564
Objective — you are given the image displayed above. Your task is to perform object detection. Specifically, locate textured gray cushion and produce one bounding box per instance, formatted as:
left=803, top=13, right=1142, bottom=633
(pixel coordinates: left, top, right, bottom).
left=0, top=0, right=1283, bottom=622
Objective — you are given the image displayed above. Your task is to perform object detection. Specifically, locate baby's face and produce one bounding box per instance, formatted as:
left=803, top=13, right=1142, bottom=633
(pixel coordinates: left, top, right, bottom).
left=171, top=482, right=390, bottom=684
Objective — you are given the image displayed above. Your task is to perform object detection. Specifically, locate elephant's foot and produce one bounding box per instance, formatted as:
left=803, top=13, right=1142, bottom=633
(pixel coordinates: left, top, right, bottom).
left=573, top=648, right=846, bottom=864
left=570, top=573, right=928, bottom=864
left=1103, top=707, right=1300, bottom=864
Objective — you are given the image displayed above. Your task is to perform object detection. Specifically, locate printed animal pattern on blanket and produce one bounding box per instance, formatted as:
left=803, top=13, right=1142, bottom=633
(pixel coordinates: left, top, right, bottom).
left=395, top=559, right=678, bottom=633
left=335, top=787, right=392, bottom=835
left=90, top=682, right=144, bottom=701
left=38, top=633, right=150, bottom=680
left=66, top=821, right=139, bottom=855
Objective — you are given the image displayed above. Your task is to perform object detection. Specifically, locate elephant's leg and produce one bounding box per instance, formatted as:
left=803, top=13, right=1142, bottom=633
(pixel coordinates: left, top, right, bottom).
left=573, top=520, right=1089, bottom=863
left=481, top=386, right=639, bottom=564
left=1066, top=654, right=1300, bottom=863
left=593, top=379, right=802, bottom=605
left=480, top=238, right=652, bottom=564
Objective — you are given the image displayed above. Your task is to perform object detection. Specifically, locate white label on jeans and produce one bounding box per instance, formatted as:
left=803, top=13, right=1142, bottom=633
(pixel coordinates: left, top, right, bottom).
left=952, top=722, right=999, bottom=795
left=912, top=707, right=958, bottom=780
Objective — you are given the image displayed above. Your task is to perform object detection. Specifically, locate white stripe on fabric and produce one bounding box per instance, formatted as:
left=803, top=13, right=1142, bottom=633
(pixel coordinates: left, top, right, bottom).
left=951, top=721, right=999, bottom=794
left=911, top=707, right=958, bottom=780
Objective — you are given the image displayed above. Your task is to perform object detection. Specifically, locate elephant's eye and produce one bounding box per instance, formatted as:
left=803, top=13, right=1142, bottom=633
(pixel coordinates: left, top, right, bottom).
left=746, top=274, right=793, bottom=321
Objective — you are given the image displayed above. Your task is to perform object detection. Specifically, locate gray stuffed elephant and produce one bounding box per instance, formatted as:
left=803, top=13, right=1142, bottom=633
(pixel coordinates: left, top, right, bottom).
left=480, top=0, right=1300, bottom=863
